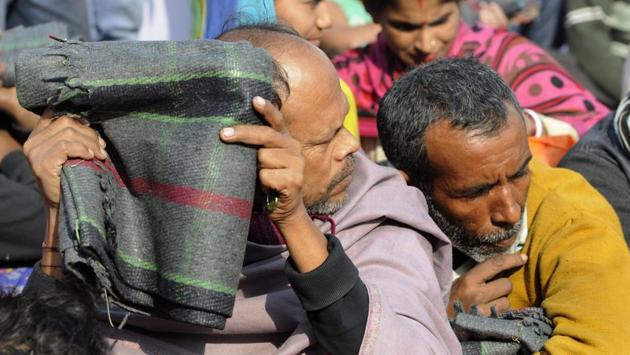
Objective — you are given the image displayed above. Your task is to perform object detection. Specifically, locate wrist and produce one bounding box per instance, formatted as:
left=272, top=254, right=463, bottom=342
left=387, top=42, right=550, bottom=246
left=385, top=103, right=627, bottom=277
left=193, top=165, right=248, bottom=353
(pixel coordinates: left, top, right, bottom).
left=274, top=204, right=313, bottom=235
left=42, top=206, right=63, bottom=278
left=275, top=204, right=329, bottom=273
left=13, top=108, right=40, bottom=131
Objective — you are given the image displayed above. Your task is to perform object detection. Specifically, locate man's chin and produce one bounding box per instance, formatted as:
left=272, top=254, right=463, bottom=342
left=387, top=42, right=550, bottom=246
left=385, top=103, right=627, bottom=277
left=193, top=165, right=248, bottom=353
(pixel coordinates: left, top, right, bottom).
left=306, top=192, right=348, bottom=216
left=458, top=243, right=512, bottom=263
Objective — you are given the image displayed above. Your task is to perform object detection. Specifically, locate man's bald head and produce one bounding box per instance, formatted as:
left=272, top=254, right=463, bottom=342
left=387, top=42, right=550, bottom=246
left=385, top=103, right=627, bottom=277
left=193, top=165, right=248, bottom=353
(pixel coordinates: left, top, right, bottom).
left=218, top=24, right=303, bottom=108
left=219, top=24, right=357, bottom=214
left=219, top=24, right=346, bottom=132
left=218, top=24, right=301, bottom=54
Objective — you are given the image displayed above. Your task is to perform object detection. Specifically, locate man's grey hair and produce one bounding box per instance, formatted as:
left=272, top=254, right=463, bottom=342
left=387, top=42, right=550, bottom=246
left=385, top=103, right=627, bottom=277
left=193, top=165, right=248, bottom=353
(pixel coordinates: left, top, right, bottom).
left=377, top=57, right=523, bottom=190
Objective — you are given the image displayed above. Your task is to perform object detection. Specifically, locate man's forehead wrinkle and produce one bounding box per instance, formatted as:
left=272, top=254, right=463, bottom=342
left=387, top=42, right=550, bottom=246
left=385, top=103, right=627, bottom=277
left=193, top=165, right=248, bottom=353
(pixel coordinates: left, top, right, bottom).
left=426, top=116, right=528, bottom=192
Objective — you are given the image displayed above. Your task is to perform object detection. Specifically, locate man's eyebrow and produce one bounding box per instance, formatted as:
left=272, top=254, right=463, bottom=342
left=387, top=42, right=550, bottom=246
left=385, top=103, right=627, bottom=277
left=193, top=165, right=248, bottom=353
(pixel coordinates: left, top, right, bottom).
left=455, top=181, right=496, bottom=197
left=509, top=155, right=533, bottom=179
left=453, top=155, right=532, bottom=197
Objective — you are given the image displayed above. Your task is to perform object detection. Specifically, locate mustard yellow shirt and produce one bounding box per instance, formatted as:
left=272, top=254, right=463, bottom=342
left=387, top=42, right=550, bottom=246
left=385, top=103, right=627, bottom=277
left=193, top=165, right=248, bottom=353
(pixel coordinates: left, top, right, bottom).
left=508, top=159, right=630, bottom=354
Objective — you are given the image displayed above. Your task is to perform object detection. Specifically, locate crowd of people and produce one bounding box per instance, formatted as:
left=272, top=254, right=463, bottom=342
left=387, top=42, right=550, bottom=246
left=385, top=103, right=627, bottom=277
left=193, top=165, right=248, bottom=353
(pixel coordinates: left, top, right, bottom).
left=1, top=0, right=629, bottom=354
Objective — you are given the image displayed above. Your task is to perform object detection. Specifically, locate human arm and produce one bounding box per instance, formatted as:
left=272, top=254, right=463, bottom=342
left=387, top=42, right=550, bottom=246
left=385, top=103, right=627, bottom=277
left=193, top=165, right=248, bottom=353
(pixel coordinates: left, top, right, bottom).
left=285, top=234, right=369, bottom=354
left=220, top=97, right=329, bottom=272
left=539, top=216, right=630, bottom=353
left=0, top=130, right=45, bottom=262
left=220, top=97, right=369, bottom=353
left=320, top=2, right=381, bottom=57
left=0, top=86, right=40, bottom=131
left=448, top=253, right=528, bottom=318
left=321, top=24, right=382, bottom=58
left=518, top=176, right=630, bottom=353
left=22, top=112, right=107, bottom=277
left=478, top=2, right=510, bottom=29
left=564, top=0, right=624, bottom=100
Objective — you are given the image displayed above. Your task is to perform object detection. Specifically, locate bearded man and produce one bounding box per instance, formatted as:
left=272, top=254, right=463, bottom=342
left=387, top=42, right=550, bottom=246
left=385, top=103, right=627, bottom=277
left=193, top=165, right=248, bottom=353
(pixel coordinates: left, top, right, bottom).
left=377, top=57, right=630, bottom=353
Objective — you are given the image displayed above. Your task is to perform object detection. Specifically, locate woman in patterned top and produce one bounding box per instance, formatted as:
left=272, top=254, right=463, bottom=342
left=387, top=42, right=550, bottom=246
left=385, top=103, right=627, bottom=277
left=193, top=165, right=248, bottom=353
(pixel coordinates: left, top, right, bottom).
left=334, top=0, right=610, bottom=139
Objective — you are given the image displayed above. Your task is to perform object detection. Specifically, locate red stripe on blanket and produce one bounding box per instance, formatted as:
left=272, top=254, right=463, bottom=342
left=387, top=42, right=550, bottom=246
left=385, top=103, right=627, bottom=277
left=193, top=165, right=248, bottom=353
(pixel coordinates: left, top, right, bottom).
left=65, top=159, right=252, bottom=220
left=130, top=179, right=252, bottom=220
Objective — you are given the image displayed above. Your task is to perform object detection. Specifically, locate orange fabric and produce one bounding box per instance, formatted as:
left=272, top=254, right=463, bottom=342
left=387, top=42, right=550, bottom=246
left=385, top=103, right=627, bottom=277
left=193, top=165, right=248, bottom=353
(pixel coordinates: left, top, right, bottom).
left=528, top=135, right=576, bottom=167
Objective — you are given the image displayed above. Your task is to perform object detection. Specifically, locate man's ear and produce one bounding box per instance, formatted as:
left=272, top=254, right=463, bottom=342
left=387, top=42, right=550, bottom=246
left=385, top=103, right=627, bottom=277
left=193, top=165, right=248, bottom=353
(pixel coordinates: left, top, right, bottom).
left=397, top=169, right=410, bottom=184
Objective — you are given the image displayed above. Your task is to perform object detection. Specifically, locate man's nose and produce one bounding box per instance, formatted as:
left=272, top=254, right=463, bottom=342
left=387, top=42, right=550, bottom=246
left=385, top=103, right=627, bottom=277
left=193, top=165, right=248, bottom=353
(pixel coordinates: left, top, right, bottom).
left=334, top=128, right=360, bottom=161
left=491, top=185, right=522, bottom=226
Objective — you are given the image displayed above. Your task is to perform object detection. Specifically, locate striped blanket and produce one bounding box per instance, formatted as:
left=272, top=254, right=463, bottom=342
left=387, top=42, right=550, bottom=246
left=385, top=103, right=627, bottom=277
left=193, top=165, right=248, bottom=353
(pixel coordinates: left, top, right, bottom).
left=451, top=304, right=553, bottom=354
left=15, top=39, right=274, bottom=328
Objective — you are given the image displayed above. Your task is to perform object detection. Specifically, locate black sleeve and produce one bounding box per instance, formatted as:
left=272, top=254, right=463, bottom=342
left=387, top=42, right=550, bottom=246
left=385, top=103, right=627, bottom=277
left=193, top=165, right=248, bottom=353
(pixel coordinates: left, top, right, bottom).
left=0, top=150, right=46, bottom=263
left=285, top=234, right=369, bottom=354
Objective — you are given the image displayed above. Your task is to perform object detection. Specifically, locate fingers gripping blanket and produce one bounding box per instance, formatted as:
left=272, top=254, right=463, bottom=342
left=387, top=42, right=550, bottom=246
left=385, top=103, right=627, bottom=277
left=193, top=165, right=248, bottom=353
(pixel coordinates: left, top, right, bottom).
left=15, top=39, right=274, bottom=329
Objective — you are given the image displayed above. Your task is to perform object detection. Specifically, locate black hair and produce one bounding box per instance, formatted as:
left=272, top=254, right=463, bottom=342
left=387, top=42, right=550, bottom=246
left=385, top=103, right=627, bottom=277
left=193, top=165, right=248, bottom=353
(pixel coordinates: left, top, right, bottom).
left=362, top=0, right=460, bottom=18
left=0, top=276, right=106, bottom=355
left=377, top=57, right=523, bottom=189
left=218, top=23, right=300, bottom=110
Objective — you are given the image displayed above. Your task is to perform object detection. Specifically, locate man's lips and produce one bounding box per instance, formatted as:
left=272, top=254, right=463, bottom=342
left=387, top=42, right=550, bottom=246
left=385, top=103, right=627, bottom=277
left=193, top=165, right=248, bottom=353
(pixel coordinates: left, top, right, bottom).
left=495, top=234, right=518, bottom=248
left=331, top=173, right=353, bottom=195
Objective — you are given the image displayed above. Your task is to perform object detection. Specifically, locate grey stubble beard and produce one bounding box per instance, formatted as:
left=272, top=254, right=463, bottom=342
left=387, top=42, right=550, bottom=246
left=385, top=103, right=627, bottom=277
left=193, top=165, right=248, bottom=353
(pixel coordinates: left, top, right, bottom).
left=425, top=194, right=523, bottom=263
left=306, top=155, right=356, bottom=216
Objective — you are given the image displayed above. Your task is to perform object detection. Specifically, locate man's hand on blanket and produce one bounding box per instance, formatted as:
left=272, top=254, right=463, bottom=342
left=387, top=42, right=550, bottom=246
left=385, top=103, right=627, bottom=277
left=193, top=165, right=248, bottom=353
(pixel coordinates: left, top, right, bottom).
left=24, top=111, right=107, bottom=209
left=221, top=96, right=329, bottom=273
left=221, top=96, right=306, bottom=224
left=447, top=253, right=528, bottom=318
left=23, top=111, right=107, bottom=278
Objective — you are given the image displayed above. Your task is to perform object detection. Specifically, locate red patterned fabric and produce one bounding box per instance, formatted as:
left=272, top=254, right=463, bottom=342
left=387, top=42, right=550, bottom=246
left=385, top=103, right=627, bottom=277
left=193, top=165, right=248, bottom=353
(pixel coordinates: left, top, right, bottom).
left=334, top=21, right=610, bottom=137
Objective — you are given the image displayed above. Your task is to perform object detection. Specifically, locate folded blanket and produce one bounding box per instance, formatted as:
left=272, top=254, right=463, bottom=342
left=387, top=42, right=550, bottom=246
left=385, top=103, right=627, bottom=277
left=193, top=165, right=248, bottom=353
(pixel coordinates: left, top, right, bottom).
left=451, top=304, right=553, bottom=354
left=15, top=39, right=274, bottom=329
left=0, top=22, right=68, bottom=87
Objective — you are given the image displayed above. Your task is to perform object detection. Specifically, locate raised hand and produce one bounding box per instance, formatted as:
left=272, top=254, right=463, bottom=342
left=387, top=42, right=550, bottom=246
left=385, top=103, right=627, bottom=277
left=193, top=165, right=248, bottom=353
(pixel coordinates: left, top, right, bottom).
left=24, top=112, right=107, bottom=209
left=220, top=96, right=306, bottom=226
left=220, top=96, right=328, bottom=272
left=448, top=253, right=528, bottom=318
left=23, top=111, right=107, bottom=277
